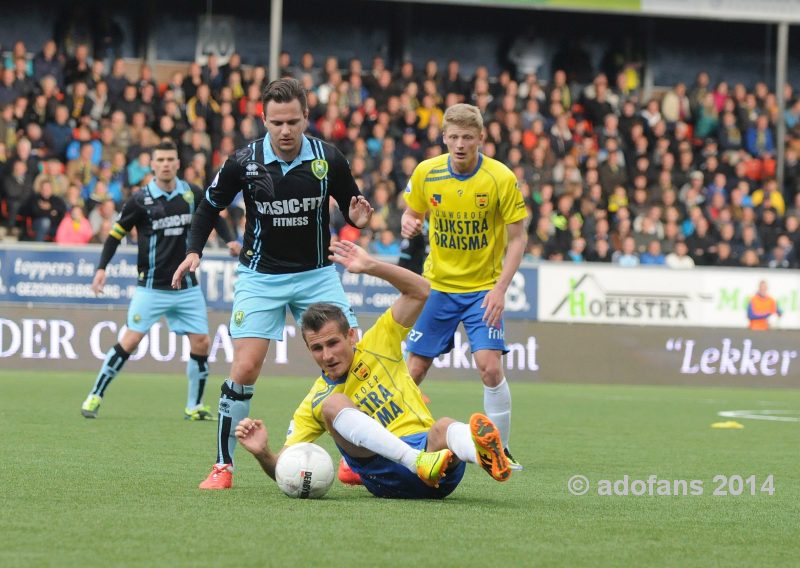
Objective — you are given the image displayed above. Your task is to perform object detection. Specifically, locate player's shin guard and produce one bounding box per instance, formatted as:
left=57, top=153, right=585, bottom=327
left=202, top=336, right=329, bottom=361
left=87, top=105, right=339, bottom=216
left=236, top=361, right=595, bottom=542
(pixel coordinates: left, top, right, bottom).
left=89, top=344, right=131, bottom=397
left=216, top=379, right=254, bottom=466
left=186, top=353, right=209, bottom=409
left=484, top=377, right=512, bottom=448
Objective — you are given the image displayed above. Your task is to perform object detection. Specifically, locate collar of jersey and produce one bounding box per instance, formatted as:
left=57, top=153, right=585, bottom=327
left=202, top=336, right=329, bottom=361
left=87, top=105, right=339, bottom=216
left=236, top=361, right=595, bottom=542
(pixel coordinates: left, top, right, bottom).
left=447, top=153, right=483, bottom=181
left=263, top=134, right=315, bottom=174
left=147, top=179, right=189, bottom=200
left=321, top=370, right=348, bottom=385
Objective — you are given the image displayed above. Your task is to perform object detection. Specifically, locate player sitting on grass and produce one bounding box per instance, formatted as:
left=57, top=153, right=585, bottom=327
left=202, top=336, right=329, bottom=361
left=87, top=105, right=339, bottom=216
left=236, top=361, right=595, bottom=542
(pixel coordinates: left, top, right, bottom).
left=220, top=241, right=512, bottom=497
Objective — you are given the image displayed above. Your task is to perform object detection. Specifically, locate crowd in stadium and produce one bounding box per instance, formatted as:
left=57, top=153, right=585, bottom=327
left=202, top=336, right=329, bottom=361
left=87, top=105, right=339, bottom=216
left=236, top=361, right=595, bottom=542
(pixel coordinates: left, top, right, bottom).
left=1, top=37, right=800, bottom=268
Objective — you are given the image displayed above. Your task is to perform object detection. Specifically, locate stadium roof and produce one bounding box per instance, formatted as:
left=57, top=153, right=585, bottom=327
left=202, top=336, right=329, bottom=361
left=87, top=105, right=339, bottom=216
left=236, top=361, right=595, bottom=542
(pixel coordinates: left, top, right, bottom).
left=377, top=0, right=800, bottom=24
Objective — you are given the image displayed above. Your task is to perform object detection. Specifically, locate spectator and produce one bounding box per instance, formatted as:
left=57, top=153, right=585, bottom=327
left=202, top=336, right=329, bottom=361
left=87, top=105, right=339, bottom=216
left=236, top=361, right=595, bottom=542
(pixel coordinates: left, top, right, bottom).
left=751, top=179, right=785, bottom=217
left=640, top=239, right=666, bottom=265
left=24, top=179, right=66, bottom=241
left=65, top=80, right=93, bottom=123
left=55, top=206, right=93, bottom=244
left=44, top=105, right=73, bottom=160
left=745, top=114, right=775, bottom=158
left=370, top=228, right=401, bottom=256
left=611, top=236, right=639, bottom=267
left=64, top=43, right=91, bottom=86
left=3, top=159, right=34, bottom=234
left=661, top=82, right=691, bottom=125
left=34, top=158, right=69, bottom=197
left=33, top=40, right=64, bottom=88
left=665, top=240, right=695, bottom=269
left=565, top=236, right=587, bottom=262
left=88, top=197, right=116, bottom=242
left=65, top=141, right=97, bottom=196
left=767, top=245, right=792, bottom=269
left=714, top=241, right=738, bottom=266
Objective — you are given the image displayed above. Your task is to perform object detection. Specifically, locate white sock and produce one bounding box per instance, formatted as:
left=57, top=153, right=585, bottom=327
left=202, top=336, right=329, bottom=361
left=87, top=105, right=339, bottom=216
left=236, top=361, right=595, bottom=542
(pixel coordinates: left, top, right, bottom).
left=484, top=378, right=511, bottom=448
left=332, top=407, right=420, bottom=472
left=446, top=422, right=476, bottom=464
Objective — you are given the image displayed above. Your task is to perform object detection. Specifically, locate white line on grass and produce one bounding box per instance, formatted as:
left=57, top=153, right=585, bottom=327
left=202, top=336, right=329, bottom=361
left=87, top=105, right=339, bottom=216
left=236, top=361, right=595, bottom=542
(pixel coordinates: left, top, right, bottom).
left=718, top=410, right=800, bottom=423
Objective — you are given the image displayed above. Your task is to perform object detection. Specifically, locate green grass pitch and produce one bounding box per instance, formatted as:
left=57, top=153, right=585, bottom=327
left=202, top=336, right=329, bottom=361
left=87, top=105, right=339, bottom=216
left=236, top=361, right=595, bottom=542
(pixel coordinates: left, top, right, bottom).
left=2, top=371, right=798, bottom=567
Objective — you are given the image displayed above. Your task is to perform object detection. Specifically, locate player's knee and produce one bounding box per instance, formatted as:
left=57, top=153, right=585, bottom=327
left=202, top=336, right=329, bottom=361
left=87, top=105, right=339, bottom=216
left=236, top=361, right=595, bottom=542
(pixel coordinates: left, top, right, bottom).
left=231, top=358, right=263, bottom=382
left=321, top=394, right=352, bottom=426
left=427, top=418, right=454, bottom=451
left=119, top=331, right=145, bottom=353
left=407, top=355, right=432, bottom=383
left=190, top=335, right=210, bottom=354
left=478, top=365, right=503, bottom=386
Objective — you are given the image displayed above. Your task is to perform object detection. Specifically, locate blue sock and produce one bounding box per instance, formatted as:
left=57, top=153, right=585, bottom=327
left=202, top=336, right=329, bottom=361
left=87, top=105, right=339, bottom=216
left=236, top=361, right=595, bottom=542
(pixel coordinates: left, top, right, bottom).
left=89, top=344, right=130, bottom=397
left=216, top=379, right=254, bottom=466
left=186, top=353, right=209, bottom=409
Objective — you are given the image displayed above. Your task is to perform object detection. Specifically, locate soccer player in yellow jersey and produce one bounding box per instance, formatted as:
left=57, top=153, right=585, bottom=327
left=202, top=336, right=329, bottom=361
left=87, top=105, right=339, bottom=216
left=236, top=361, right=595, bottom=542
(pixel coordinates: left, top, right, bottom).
left=401, top=103, right=529, bottom=470
left=233, top=240, right=511, bottom=498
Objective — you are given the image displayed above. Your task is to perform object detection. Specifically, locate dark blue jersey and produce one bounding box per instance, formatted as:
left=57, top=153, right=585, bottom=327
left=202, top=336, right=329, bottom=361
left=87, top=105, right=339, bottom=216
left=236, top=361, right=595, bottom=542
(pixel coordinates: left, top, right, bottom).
left=101, top=180, right=207, bottom=290
left=189, top=135, right=361, bottom=274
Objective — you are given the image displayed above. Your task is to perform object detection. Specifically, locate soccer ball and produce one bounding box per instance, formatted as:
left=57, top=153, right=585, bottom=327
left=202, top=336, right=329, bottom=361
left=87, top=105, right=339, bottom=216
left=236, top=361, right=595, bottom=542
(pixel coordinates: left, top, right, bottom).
left=275, top=443, right=335, bottom=499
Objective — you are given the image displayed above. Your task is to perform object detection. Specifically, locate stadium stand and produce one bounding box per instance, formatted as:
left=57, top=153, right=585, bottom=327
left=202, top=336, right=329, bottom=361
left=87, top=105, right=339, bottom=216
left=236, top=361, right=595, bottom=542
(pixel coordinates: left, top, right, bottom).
left=1, top=34, right=799, bottom=268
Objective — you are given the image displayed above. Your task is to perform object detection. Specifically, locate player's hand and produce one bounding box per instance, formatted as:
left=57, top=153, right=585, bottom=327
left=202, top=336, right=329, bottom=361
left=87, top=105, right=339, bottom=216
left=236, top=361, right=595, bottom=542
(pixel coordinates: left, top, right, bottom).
left=348, top=195, right=373, bottom=228
left=235, top=418, right=269, bottom=456
left=171, top=253, right=201, bottom=289
left=91, top=269, right=107, bottom=296
left=329, top=240, right=373, bottom=274
left=401, top=215, right=423, bottom=239
left=226, top=241, right=242, bottom=257
left=481, top=287, right=506, bottom=329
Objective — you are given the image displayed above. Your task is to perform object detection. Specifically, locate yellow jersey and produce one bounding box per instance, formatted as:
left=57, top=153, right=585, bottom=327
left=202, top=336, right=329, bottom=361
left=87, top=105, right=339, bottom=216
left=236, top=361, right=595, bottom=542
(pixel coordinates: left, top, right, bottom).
left=284, top=308, right=434, bottom=446
left=404, top=153, right=527, bottom=293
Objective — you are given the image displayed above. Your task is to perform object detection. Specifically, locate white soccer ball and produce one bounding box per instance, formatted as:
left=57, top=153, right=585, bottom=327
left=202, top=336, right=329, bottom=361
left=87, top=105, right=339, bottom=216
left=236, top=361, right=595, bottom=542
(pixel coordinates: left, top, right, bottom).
left=275, top=442, right=335, bottom=499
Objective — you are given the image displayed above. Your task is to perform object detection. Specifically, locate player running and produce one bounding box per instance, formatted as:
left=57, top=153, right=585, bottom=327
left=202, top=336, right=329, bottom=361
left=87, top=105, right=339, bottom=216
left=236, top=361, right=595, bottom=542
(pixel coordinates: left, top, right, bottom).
left=81, top=140, right=239, bottom=420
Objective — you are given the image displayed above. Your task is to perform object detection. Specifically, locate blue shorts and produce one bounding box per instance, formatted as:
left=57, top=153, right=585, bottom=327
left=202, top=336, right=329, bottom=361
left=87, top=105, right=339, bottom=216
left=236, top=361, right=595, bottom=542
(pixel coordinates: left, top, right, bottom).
left=229, top=264, right=358, bottom=340
left=406, top=290, right=507, bottom=357
left=127, top=286, right=208, bottom=335
left=338, top=432, right=466, bottom=499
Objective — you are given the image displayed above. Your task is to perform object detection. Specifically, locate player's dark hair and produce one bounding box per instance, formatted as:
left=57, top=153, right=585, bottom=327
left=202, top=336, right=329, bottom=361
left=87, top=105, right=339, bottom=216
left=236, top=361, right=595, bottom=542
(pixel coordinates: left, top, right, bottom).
left=152, top=139, right=178, bottom=155
left=300, top=303, right=350, bottom=342
left=262, top=78, right=308, bottom=114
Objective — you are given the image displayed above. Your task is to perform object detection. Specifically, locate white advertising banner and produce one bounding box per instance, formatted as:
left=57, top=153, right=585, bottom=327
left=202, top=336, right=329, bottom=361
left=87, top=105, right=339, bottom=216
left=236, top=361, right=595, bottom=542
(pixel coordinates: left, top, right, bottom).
left=538, top=264, right=800, bottom=329
left=642, top=0, right=800, bottom=23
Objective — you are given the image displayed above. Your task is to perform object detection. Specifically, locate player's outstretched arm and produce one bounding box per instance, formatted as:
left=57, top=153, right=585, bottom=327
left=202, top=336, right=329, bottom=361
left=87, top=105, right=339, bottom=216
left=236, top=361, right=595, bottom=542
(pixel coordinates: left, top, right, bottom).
left=171, top=253, right=201, bottom=290
left=329, top=240, right=429, bottom=327
left=235, top=418, right=283, bottom=481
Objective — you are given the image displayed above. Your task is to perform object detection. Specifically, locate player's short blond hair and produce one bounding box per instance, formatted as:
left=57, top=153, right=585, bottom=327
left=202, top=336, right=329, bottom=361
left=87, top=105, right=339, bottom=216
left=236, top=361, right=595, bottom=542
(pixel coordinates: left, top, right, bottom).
left=443, top=103, right=484, bottom=134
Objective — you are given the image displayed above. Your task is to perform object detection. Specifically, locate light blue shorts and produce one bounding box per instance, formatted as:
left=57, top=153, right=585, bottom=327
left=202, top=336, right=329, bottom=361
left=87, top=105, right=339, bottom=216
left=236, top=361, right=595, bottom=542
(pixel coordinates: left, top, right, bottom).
left=229, top=264, right=358, bottom=340
left=127, top=286, right=209, bottom=335
left=406, top=290, right=508, bottom=357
